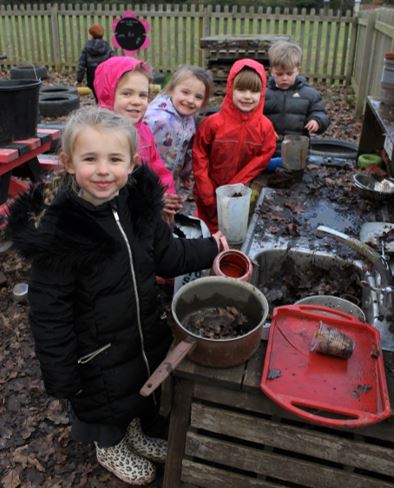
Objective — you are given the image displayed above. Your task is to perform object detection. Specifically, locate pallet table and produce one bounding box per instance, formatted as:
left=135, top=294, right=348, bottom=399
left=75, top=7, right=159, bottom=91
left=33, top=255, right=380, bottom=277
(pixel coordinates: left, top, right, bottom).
left=0, top=128, right=60, bottom=226
left=163, top=343, right=394, bottom=488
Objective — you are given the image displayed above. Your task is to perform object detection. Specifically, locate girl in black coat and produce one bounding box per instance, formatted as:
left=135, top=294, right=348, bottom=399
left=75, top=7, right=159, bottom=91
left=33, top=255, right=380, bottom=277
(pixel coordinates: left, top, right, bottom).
left=6, top=107, right=221, bottom=485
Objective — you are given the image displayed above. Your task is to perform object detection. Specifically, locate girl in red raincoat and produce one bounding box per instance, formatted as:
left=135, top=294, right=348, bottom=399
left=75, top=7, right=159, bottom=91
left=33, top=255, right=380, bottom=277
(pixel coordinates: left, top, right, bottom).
left=192, top=58, right=276, bottom=232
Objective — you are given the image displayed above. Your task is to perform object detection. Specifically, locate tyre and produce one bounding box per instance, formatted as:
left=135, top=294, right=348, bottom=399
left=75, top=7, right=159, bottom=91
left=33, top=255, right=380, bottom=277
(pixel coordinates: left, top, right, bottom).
left=309, top=138, right=358, bottom=159
left=10, top=64, right=48, bottom=80
left=39, top=93, right=80, bottom=117
left=40, top=85, right=78, bottom=96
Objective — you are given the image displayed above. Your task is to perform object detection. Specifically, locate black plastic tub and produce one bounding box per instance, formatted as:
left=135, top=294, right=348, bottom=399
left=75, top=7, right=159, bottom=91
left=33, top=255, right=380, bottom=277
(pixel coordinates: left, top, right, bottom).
left=0, top=78, right=41, bottom=144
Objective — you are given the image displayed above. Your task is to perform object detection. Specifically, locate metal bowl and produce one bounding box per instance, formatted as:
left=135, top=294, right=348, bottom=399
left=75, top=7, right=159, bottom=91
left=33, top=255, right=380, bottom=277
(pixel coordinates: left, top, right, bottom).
left=353, top=173, right=394, bottom=202
left=295, top=295, right=366, bottom=322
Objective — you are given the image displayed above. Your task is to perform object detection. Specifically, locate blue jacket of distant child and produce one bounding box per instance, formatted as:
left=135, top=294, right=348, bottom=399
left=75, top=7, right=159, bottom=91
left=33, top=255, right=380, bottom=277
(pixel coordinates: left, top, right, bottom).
left=145, top=94, right=196, bottom=180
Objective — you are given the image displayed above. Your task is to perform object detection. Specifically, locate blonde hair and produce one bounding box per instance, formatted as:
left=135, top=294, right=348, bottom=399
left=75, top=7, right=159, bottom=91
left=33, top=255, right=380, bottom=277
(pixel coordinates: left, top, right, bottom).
left=32, top=107, right=138, bottom=226
left=61, top=106, right=138, bottom=160
left=165, top=65, right=213, bottom=109
left=233, top=68, right=262, bottom=93
left=59, top=107, right=137, bottom=193
left=268, top=41, right=302, bottom=70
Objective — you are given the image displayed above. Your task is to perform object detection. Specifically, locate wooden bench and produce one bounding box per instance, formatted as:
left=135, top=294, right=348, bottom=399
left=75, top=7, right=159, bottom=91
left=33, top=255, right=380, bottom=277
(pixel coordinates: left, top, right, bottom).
left=163, top=343, right=394, bottom=488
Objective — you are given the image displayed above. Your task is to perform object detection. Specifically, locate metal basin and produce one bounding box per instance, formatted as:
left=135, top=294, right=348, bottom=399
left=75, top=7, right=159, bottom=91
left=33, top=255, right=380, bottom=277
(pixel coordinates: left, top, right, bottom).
left=249, top=248, right=372, bottom=324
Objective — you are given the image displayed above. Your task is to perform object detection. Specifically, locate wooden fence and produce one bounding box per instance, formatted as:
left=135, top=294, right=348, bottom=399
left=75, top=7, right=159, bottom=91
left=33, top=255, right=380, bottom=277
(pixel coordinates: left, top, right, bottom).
left=352, top=7, right=394, bottom=116
left=0, top=3, right=356, bottom=84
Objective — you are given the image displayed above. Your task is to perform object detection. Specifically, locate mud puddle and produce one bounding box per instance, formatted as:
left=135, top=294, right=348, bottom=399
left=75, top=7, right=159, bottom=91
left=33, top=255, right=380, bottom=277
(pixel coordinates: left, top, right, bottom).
left=258, top=165, right=382, bottom=243
left=258, top=256, right=362, bottom=318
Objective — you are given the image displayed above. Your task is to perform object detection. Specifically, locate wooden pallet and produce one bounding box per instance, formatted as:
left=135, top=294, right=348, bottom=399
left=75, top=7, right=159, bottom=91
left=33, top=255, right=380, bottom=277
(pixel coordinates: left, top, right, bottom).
left=163, top=345, right=394, bottom=488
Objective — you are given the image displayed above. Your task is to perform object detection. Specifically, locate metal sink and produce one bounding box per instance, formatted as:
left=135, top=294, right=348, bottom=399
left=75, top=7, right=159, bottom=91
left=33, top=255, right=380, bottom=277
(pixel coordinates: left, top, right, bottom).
left=249, top=247, right=372, bottom=322
left=242, top=188, right=394, bottom=352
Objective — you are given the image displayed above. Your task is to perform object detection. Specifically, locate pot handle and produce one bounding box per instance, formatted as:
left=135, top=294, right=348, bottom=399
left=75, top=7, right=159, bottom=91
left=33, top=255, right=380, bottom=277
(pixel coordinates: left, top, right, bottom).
left=139, top=338, right=196, bottom=397
left=219, top=235, right=229, bottom=251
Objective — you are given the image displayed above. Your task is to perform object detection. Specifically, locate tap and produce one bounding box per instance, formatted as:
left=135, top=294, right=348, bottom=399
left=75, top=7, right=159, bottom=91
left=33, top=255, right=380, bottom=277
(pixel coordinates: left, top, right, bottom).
left=316, top=225, right=392, bottom=286
left=316, top=225, right=393, bottom=320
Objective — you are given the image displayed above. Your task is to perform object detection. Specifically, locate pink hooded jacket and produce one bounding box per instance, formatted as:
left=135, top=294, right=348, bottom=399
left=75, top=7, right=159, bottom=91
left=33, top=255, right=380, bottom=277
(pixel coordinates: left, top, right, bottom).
left=94, top=56, right=176, bottom=194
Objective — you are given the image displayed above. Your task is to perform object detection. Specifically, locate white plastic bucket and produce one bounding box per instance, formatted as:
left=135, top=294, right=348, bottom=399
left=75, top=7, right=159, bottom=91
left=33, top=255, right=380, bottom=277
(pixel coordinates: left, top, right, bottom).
left=216, top=183, right=252, bottom=245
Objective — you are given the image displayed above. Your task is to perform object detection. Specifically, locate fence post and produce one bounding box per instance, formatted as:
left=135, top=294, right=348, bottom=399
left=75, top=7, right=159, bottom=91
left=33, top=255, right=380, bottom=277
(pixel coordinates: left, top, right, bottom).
left=355, top=11, right=376, bottom=117
left=51, top=3, right=61, bottom=71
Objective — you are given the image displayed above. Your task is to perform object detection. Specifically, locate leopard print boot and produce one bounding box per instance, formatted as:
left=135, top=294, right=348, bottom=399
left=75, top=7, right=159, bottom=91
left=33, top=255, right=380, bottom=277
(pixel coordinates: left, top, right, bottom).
left=126, top=418, right=167, bottom=464
left=96, top=436, right=156, bottom=485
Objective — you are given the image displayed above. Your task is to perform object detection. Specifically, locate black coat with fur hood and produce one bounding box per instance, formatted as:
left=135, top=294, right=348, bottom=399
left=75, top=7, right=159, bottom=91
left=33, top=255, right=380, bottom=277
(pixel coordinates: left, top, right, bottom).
left=6, top=166, right=218, bottom=427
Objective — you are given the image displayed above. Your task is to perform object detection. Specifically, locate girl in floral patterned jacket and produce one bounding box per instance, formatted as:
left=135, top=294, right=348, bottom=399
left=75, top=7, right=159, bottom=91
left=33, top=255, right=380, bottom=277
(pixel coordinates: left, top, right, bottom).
left=145, top=65, right=213, bottom=189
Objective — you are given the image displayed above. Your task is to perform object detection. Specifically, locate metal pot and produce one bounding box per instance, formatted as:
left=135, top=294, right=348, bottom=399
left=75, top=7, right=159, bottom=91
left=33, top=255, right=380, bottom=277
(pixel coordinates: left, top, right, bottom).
left=140, top=277, right=269, bottom=397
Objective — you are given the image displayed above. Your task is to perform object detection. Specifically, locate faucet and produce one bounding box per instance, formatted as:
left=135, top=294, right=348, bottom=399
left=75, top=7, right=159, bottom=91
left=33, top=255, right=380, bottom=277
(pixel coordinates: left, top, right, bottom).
left=316, top=225, right=393, bottom=320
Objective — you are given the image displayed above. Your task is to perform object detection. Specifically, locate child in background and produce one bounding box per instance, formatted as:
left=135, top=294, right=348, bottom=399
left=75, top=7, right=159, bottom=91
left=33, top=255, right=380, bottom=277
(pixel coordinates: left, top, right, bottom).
left=264, top=40, right=330, bottom=140
left=6, top=107, right=222, bottom=486
left=75, top=23, right=115, bottom=102
left=94, top=56, right=183, bottom=223
left=145, top=65, right=213, bottom=190
left=193, top=58, right=276, bottom=232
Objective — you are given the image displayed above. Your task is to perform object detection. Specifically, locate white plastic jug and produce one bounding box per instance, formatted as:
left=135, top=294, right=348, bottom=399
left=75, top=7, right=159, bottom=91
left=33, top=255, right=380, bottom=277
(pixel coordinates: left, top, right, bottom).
left=216, top=183, right=252, bottom=245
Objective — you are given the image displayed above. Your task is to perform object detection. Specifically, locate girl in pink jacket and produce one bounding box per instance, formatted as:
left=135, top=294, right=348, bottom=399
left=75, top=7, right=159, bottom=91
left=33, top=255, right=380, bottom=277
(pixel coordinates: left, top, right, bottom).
left=94, top=56, right=183, bottom=222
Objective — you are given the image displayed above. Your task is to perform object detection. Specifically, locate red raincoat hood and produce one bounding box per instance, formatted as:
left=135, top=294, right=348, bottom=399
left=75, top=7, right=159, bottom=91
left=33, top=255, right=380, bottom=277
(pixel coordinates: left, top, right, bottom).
left=94, top=56, right=151, bottom=110
left=221, top=58, right=267, bottom=122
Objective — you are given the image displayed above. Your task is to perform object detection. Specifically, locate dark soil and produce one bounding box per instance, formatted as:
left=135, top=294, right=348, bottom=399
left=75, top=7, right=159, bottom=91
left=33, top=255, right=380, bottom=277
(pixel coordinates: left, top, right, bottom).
left=0, top=70, right=372, bottom=487
left=258, top=164, right=383, bottom=242
left=259, top=257, right=363, bottom=318
left=183, top=306, right=250, bottom=338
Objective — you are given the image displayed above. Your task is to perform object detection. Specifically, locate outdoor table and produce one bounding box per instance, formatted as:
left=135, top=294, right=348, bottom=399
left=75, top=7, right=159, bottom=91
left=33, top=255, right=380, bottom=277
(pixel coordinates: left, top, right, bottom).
left=0, top=128, right=60, bottom=209
left=163, top=342, right=394, bottom=488
left=358, top=96, right=394, bottom=176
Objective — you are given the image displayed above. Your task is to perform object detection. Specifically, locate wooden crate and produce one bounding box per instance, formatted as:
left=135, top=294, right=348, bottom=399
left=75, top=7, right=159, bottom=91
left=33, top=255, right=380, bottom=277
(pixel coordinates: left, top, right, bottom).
left=164, top=346, right=394, bottom=488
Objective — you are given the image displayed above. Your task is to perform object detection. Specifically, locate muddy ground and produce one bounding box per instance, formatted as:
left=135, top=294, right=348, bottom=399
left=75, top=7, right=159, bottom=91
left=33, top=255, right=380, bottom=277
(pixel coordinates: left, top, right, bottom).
left=0, top=71, right=382, bottom=487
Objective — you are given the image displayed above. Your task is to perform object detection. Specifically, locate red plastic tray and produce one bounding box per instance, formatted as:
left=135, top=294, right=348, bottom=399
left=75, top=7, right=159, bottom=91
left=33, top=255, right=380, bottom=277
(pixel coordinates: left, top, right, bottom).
left=260, top=304, right=391, bottom=428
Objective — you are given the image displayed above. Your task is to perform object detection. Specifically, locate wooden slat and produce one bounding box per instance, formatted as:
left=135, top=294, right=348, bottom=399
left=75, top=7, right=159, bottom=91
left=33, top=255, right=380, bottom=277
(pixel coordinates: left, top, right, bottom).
left=331, top=12, right=341, bottom=80
left=193, top=377, right=394, bottom=442
left=176, top=355, right=246, bottom=387
left=190, top=403, right=394, bottom=477
left=163, top=378, right=194, bottom=488
left=182, top=459, right=281, bottom=488
left=185, top=432, right=394, bottom=488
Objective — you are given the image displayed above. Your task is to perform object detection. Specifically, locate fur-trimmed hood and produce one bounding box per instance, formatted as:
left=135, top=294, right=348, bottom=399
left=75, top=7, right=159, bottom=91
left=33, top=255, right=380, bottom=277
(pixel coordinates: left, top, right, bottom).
left=6, top=165, right=164, bottom=264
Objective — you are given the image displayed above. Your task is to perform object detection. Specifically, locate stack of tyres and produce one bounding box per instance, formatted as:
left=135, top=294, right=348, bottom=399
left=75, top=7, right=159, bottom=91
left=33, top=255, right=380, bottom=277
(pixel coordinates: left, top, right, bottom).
left=39, top=85, right=80, bottom=118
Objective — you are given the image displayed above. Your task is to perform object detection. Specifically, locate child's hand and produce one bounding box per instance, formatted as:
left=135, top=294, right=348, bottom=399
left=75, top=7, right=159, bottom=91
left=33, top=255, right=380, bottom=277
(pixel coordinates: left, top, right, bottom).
left=212, top=231, right=226, bottom=252
left=161, top=193, right=184, bottom=224
left=304, top=120, right=319, bottom=134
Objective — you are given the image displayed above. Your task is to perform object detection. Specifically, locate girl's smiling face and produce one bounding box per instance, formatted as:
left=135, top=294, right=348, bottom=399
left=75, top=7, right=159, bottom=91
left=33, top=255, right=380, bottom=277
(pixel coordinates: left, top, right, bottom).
left=114, top=71, right=150, bottom=123
left=63, top=126, right=134, bottom=206
left=232, top=88, right=261, bottom=113
left=168, top=76, right=206, bottom=116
